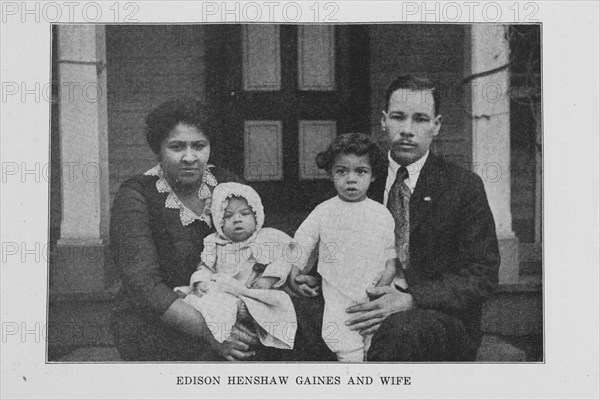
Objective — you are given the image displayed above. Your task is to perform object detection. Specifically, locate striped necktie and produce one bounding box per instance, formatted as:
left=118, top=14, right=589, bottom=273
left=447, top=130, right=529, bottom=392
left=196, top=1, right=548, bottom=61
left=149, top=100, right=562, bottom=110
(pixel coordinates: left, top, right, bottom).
left=387, top=166, right=411, bottom=269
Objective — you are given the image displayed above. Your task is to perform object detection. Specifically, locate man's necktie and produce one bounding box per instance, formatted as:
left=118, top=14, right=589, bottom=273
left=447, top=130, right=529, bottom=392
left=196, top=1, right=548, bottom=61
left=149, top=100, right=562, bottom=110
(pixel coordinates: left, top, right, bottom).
left=387, top=166, right=411, bottom=269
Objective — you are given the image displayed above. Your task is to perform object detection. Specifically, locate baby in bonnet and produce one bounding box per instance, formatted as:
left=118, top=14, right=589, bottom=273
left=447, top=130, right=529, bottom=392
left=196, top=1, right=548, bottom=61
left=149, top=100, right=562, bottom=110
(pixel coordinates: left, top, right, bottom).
left=175, top=182, right=297, bottom=350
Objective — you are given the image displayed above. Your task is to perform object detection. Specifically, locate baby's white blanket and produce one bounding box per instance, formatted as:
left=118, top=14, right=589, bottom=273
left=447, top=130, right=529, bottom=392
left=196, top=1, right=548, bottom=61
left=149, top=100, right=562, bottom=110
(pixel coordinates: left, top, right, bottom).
left=182, top=275, right=297, bottom=350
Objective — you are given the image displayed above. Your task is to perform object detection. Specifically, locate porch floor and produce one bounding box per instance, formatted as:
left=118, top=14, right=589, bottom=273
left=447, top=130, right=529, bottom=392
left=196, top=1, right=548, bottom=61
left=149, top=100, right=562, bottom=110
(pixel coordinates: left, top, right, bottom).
left=48, top=275, right=542, bottom=363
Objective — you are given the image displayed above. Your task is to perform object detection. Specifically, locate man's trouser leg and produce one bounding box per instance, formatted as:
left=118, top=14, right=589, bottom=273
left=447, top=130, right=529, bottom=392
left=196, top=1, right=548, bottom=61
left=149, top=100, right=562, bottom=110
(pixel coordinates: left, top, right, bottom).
left=367, top=308, right=477, bottom=361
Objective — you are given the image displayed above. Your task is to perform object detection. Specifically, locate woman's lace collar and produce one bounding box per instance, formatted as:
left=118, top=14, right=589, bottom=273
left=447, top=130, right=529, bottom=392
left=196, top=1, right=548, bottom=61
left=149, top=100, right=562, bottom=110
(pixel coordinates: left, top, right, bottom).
left=143, top=164, right=218, bottom=227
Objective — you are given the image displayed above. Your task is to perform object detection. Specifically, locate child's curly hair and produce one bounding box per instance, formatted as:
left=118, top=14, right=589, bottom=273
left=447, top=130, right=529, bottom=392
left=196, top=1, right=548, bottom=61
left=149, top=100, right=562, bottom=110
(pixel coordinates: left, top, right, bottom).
left=315, top=132, right=387, bottom=178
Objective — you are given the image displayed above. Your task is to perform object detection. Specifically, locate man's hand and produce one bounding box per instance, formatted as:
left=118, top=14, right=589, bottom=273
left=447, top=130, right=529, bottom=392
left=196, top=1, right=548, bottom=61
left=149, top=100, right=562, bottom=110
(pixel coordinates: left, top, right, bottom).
left=286, top=266, right=320, bottom=297
left=345, top=286, right=415, bottom=336
left=212, top=323, right=260, bottom=361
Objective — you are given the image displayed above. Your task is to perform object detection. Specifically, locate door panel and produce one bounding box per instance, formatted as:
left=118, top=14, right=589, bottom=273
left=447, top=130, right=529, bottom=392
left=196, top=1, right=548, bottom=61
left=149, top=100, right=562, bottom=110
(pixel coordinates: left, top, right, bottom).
left=297, top=25, right=336, bottom=90
left=242, top=25, right=281, bottom=91
left=244, top=120, right=283, bottom=181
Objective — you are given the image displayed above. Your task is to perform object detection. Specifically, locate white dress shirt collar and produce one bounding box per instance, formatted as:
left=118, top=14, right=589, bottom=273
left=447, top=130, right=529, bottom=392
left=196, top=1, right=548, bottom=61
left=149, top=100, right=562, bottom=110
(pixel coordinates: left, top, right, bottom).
left=384, top=151, right=430, bottom=205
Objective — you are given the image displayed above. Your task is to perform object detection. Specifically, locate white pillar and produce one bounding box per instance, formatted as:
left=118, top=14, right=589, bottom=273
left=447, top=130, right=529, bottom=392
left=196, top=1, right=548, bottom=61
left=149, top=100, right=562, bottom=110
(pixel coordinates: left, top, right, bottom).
left=54, top=25, right=110, bottom=293
left=470, top=25, right=519, bottom=284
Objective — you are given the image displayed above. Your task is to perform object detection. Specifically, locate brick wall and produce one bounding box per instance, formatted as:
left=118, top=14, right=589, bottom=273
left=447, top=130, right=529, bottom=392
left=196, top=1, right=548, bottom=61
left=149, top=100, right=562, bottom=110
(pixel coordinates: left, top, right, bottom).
left=106, top=25, right=207, bottom=205
left=369, top=24, right=472, bottom=167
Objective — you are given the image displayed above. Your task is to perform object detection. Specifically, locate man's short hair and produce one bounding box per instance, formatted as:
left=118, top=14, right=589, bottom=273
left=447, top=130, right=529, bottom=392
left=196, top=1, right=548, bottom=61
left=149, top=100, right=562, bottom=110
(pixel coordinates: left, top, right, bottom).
left=384, top=75, right=441, bottom=117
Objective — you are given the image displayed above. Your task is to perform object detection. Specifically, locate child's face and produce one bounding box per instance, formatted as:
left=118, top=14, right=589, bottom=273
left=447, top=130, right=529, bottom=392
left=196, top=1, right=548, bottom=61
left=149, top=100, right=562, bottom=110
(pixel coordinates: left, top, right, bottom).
left=331, top=153, right=375, bottom=202
left=222, top=197, right=257, bottom=242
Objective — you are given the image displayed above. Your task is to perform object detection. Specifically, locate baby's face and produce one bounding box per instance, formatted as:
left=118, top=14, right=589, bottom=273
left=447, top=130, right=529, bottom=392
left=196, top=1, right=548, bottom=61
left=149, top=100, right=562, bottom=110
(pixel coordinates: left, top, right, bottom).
left=222, top=197, right=257, bottom=242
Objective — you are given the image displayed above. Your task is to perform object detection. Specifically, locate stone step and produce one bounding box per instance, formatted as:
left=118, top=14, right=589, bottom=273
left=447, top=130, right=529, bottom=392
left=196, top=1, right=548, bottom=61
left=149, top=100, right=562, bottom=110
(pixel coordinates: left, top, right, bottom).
left=57, top=346, right=122, bottom=362
left=49, top=274, right=543, bottom=361
left=481, top=276, right=542, bottom=337
left=476, top=335, right=527, bottom=362
left=57, top=334, right=529, bottom=362
left=48, top=289, right=118, bottom=351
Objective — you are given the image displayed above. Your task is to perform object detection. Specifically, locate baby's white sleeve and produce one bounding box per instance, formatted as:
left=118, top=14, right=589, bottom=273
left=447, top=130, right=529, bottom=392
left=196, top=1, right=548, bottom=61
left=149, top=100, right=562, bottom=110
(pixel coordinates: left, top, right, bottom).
left=291, top=208, right=321, bottom=273
left=261, top=258, right=292, bottom=288
left=194, top=234, right=219, bottom=285
left=200, top=235, right=218, bottom=270
left=260, top=229, right=293, bottom=288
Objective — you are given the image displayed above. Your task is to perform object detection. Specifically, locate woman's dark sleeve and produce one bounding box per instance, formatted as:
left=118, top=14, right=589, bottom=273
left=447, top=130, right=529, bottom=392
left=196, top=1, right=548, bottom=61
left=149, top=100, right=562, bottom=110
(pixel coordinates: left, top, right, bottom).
left=110, top=185, right=179, bottom=315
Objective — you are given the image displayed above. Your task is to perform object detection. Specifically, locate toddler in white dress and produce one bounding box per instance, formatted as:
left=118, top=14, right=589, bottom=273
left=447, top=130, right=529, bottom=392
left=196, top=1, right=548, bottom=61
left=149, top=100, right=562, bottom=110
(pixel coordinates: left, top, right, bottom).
left=289, top=133, right=407, bottom=361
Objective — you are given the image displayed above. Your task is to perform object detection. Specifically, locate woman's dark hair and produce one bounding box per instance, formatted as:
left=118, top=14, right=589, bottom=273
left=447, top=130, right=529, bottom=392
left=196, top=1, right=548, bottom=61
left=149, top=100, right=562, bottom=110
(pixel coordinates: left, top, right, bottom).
left=315, top=132, right=387, bottom=178
left=145, top=98, right=212, bottom=155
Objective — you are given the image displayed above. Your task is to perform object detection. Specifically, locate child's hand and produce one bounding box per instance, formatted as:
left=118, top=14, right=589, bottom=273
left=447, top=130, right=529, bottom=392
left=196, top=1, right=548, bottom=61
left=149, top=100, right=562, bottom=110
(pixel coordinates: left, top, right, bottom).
left=295, top=280, right=320, bottom=297
left=370, top=270, right=384, bottom=287
left=251, top=276, right=278, bottom=290
left=287, top=266, right=320, bottom=297
left=370, top=258, right=400, bottom=288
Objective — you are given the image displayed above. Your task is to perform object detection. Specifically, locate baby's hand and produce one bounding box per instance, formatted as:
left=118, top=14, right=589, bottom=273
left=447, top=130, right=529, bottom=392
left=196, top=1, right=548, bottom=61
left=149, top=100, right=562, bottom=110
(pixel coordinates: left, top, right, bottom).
left=192, top=281, right=210, bottom=297
left=174, top=288, right=188, bottom=299
left=251, top=276, right=278, bottom=290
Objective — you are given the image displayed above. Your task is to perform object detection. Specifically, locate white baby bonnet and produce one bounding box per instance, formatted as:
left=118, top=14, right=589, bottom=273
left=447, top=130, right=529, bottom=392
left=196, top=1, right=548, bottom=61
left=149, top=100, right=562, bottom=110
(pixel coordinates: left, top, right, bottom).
left=210, top=182, right=265, bottom=242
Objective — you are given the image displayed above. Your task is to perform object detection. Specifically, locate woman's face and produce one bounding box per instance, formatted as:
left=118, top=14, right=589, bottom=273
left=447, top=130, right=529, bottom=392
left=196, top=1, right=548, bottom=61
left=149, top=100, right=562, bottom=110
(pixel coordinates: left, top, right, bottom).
left=159, top=123, right=210, bottom=190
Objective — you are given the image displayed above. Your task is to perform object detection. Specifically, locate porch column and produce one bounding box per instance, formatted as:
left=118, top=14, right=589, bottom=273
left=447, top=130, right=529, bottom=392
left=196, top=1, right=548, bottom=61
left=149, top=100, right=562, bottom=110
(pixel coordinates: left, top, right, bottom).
left=54, top=25, right=110, bottom=293
left=470, top=25, right=519, bottom=284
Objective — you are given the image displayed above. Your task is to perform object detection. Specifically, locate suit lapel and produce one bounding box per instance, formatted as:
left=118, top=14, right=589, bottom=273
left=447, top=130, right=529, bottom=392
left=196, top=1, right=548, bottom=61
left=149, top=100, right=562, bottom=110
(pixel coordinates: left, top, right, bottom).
left=410, top=153, right=447, bottom=232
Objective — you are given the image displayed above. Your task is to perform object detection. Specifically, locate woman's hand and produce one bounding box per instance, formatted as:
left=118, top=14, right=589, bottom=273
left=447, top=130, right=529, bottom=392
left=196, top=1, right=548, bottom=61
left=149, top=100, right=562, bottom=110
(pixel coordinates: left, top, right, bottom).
left=161, top=299, right=260, bottom=361
left=236, top=301, right=251, bottom=322
left=286, top=266, right=320, bottom=297
left=212, top=323, right=260, bottom=361
left=345, top=286, right=415, bottom=336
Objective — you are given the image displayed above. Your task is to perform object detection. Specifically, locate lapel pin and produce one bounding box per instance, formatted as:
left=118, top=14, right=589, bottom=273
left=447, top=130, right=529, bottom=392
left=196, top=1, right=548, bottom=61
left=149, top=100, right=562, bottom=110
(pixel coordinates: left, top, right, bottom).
left=424, top=196, right=431, bottom=202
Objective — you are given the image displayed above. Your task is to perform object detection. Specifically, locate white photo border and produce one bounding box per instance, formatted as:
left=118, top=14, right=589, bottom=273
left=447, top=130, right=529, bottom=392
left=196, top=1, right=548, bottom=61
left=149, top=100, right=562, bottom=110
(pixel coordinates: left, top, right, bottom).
left=1, top=1, right=599, bottom=399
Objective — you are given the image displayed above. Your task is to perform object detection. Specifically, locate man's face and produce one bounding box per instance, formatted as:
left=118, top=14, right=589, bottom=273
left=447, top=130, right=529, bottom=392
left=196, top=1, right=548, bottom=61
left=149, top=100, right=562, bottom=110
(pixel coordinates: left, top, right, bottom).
left=381, top=88, right=441, bottom=166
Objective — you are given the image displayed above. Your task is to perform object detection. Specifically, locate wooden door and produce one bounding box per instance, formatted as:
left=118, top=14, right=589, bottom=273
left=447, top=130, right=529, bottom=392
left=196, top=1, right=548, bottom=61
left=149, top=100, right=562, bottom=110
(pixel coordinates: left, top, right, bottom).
left=206, top=24, right=370, bottom=220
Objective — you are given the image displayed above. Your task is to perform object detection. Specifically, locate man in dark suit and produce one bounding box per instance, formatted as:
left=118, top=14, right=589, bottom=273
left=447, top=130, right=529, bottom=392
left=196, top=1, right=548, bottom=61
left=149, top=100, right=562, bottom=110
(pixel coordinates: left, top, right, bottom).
left=343, top=75, right=500, bottom=361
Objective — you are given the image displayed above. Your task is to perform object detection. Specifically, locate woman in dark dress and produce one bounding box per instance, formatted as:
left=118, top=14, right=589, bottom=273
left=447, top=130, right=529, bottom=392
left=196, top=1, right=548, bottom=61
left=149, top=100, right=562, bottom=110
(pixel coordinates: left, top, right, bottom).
left=110, top=99, right=257, bottom=361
